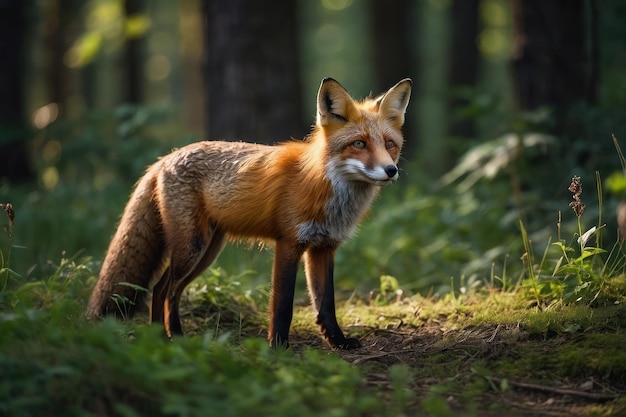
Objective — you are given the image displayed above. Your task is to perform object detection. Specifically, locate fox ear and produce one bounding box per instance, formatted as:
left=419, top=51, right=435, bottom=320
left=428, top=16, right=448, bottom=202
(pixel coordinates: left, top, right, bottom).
left=376, top=78, right=412, bottom=127
left=316, top=78, right=356, bottom=127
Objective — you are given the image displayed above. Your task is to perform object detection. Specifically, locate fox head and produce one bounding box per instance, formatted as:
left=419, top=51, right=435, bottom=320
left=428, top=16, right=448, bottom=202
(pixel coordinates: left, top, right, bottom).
left=316, top=78, right=412, bottom=186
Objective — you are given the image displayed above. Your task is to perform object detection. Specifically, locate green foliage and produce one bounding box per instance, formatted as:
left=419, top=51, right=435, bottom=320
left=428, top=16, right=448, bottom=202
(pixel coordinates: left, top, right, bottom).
left=336, top=173, right=523, bottom=294
left=65, top=0, right=151, bottom=68
left=440, top=132, right=555, bottom=191
left=0, top=317, right=380, bottom=417
left=605, top=171, right=626, bottom=199
left=371, top=274, right=402, bottom=305
left=0, top=258, right=408, bottom=417
left=183, top=268, right=269, bottom=341
left=0, top=253, right=94, bottom=317
left=110, top=281, right=150, bottom=320
left=186, top=267, right=267, bottom=313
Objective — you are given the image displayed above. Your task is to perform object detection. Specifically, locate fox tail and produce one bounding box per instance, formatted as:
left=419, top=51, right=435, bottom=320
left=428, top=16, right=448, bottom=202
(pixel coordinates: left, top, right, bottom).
left=85, top=174, right=165, bottom=320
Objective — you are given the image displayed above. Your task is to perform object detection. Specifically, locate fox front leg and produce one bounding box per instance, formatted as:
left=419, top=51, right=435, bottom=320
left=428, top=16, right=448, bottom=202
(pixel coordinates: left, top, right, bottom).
left=268, top=240, right=303, bottom=348
left=304, top=247, right=361, bottom=349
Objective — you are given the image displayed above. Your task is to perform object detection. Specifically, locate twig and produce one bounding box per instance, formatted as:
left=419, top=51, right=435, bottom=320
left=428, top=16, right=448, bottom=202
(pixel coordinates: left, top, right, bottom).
left=487, top=324, right=502, bottom=342
left=491, top=377, right=620, bottom=401
left=346, top=349, right=421, bottom=366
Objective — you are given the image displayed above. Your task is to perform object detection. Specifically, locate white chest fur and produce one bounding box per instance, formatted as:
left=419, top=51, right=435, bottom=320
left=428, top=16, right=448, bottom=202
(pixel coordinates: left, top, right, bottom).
left=296, top=174, right=378, bottom=247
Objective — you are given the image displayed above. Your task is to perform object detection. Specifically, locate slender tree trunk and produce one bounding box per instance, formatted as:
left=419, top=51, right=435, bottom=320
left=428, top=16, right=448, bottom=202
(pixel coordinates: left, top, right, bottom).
left=368, top=0, right=417, bottom=159
left=448, top=0, right=479, bottom=141
left=202, top=0, right=304, bottom=144
left=414, top=2, right=450, bottom=176
left=511, top=0, right=598, bottom=174
left=124, top=0, right=144, bottom=104
left=0, top=0, right=32, bottom=182
left=44, top=0, right=82, bottom=111
left=511, top=0, right=596, bottom=117
left=44, top=0, right=66, bottom=105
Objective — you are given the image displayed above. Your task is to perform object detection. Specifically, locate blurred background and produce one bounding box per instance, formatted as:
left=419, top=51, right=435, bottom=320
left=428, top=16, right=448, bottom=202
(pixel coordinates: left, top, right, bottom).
left=0, top=0, right=625, bottom=295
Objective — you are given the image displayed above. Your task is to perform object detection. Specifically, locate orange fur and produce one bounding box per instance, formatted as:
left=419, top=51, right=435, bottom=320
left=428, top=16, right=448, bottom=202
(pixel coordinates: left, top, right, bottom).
left=86, top=77, right=412, bottom=349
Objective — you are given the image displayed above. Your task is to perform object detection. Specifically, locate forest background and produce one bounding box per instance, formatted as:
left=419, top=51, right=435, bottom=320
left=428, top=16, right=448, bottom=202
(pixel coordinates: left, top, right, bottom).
left=1, top=0, right=626, bottom=297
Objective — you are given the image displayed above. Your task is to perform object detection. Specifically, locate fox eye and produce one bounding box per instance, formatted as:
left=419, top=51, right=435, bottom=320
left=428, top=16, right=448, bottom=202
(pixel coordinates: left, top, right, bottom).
left=385, top=140, right=395, bottom=150
left=352, top=140, right=366, bottom=149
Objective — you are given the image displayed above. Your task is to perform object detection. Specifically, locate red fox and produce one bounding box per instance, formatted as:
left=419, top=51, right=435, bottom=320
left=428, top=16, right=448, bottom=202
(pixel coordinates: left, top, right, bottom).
left=86, top=78, right=412, bottom=349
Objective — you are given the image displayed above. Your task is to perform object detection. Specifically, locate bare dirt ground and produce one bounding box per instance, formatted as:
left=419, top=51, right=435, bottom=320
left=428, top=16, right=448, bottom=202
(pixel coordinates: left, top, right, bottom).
left=290, top=320, right=625, bottom=417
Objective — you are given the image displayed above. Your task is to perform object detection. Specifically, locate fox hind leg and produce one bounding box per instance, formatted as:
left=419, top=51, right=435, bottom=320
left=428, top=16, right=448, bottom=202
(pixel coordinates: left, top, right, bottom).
left=168, top=229, right=226, bottom=336
left=153, top=225, right=226, bottom=338
left=151, top=265, right=186, bottom=338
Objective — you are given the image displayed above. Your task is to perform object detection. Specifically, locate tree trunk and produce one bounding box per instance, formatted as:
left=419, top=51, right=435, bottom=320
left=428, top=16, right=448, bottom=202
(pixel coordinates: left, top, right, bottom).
left=124, top=0, right=145, bottom=104
left=368, top=0, right=417, bottom=159
left=511, top=0, right=596, bottom=117
left=0, top=0, right=32, bottom=183
left=202, top=0, right=304, bottom=144
left=42, top=0, right=82, bottom=118
left=44, top=0, right=66, bottom=105
left=448, top=0, right=479, bottom=141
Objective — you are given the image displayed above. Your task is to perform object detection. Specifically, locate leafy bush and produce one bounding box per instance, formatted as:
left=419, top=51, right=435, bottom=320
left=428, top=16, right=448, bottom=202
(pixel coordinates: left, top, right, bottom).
left=1, top=318, right=381, bottom=417
left=0, top=253, right=398, bottom=417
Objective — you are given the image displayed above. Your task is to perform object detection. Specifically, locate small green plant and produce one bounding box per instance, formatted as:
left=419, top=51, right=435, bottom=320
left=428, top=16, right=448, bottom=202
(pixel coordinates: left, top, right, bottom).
left=185, top=267, right=266, bottom=312
left=7, top=252, right=96, bottom=317
left=110, top=282, right=150, bottom=320
left=373, top=274, right=402, bottom=305
left=182, top=267, right=269, bottom=340
left=520, top=175, right=622, bottom=306
left=550, top=176, right=606, bottom=303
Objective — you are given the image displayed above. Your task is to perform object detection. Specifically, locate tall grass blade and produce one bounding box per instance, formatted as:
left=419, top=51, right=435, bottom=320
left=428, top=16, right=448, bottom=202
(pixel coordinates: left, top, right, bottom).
left=612, top=134, right=626, bottom=175
left=596, top=170, right=603, bottom=249
left=520, top=220, right=539, bottom=304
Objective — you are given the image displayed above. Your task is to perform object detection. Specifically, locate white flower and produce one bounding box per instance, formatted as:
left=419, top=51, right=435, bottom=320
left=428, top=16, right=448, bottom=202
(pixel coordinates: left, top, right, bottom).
left=577, top=226, right=597, bottom=248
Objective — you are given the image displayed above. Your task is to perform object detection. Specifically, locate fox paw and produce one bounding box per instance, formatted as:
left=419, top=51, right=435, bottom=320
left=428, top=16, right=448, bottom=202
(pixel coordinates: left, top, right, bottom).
left=332, top=337, right=362, bottom=350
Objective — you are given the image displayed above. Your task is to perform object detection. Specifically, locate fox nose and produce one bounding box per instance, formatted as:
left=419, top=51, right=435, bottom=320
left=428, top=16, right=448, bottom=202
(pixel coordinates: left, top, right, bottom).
left=384, top=165, right=398, bottom=178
